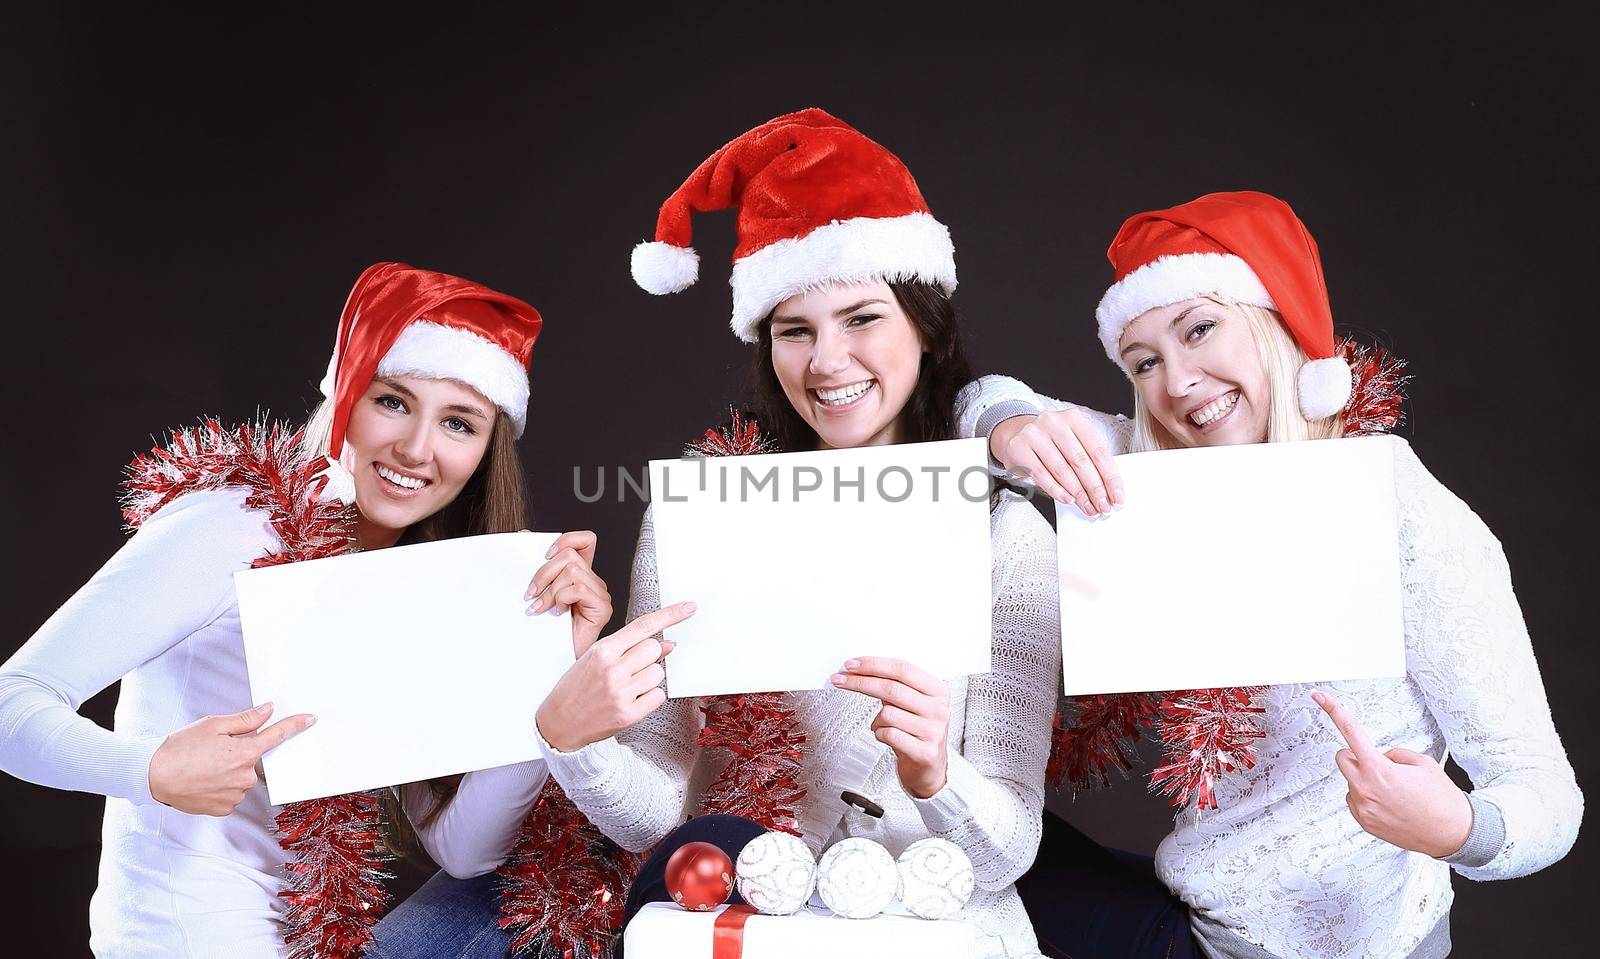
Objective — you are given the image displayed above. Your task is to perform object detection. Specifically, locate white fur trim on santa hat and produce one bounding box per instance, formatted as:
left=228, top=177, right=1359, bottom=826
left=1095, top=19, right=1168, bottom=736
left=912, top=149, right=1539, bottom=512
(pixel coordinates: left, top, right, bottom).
left=1096, top=252, right=1275, bottom=364
left=632, top=241, right=700, bottom=295
left=375, top=321, right=531, bottom=436
left=1297, top=356, right=1353, bottom=420
left=728, top=212, right=957, bottom=343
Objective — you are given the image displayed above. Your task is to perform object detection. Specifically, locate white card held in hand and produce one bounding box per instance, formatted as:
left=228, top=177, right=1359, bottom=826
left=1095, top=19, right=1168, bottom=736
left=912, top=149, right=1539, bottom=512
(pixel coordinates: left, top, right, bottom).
left=649, top=439, right=993, bottom=698
left=234, top=531, right=572, bottom=805
left=1056, top=436, right=1405, bottom=695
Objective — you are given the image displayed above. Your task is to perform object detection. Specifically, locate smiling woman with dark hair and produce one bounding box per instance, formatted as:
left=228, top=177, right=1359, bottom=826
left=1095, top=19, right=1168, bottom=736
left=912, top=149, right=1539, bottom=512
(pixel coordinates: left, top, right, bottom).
left=528, top=109, right=1060, bottom=958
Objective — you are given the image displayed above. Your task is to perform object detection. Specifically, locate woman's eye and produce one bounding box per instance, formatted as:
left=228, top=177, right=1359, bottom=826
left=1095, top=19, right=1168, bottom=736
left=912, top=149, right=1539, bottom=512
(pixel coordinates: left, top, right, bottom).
left=1187, top=319, right=1216, bottom=341
left=774, top=327, right=810, bottom=340
left=1132, top=356, right=1159, bottom=376
left=845, top=313, right=880, bottom=328
left=443, top=417, right=475, bottom=435
left=376, top=394, right=406, bottom=412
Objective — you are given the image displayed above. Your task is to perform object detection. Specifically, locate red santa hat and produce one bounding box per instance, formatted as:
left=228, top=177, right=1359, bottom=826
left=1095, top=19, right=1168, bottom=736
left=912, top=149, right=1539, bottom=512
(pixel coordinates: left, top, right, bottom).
left=315, top=261, right=542, bottom=501
left=629, top=108, right=957, bottom=342
left=1094, top=191, right=1352, bottom=420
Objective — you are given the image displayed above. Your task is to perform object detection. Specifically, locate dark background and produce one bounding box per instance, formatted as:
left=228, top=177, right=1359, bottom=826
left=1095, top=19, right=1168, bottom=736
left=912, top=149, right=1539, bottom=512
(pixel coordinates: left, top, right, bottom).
left=4, top=2, right=1595, bottom=954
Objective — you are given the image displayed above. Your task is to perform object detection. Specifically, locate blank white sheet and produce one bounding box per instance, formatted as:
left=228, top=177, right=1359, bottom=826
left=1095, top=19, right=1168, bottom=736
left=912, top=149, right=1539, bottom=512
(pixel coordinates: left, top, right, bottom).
left=234, top=531, right=570, bottom=805
left=1056, top=436, right=1405, bottom=695
left=649, top=439, right=993, bottom=698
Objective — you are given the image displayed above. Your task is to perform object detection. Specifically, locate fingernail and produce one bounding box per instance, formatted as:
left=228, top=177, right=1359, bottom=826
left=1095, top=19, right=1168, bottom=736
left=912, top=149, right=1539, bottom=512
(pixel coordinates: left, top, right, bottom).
left=524, top=588, right=533, bottom=601
left=830, top=673, right=847, bottom=687
left=305, top=715, right=318, bottom=726
left=526, top=603, right=539, bottom=616
left=545, top=543, right=557, bottom=559
left=681, top=601, right=697, bottom=614
left=1112, top=488, right=1125, bottom=506
left=1312, top=691, right=1326, bottom=704
left=258, top=702, right=273, bottom=712
left=843, top=659, right=860, bottom=670
left=1097, top=498, right=1111, bottom=513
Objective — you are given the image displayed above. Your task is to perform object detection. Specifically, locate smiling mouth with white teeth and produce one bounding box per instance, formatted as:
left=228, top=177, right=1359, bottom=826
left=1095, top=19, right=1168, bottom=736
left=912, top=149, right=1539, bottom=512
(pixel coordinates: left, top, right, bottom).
left=375, top=464, right=429, bottom=491
left=1188, top=390, right=1239, bottom=429
left=811, top=379, right=876, bottom=408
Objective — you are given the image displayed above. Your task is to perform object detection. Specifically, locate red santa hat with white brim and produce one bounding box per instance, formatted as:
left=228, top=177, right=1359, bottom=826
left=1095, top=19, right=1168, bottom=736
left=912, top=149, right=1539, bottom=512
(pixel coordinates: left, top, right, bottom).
left=314, top=261, right=542, bottom=502
left=1095, top=191, right=1352, bottom=420
left=629, top=108, right=957, bottom=342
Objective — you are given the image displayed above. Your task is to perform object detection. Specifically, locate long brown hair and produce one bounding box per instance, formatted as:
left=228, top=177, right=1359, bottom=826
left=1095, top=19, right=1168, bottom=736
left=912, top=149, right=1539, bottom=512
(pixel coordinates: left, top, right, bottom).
left=752, top=281, right=974, bottom=450
left=304, top=406, right=529, bottom=863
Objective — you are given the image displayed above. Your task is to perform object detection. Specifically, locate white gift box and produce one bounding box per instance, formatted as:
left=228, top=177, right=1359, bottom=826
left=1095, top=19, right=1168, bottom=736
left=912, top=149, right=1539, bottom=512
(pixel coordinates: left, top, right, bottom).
left=623, top=901, right=978, bottom=958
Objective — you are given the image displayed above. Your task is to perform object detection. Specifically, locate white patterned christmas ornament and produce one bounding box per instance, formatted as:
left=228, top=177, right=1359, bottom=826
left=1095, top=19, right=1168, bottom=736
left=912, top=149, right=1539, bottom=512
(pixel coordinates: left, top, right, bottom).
left=816, top=838, right=899, bottom=919
left=896, top=838, right=974, bottom=920
left=735, top=830, right=817, bottom=915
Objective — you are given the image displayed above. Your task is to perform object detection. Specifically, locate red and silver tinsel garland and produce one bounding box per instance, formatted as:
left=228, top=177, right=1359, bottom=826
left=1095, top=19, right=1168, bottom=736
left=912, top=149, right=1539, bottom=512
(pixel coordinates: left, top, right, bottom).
left=125, top=419, right=390, bottom=959
left=684, top=414, right=809, bottom=835
left=497, top=781, right=643, bottom=959
left=1047, top=338, right=1409, bottom=810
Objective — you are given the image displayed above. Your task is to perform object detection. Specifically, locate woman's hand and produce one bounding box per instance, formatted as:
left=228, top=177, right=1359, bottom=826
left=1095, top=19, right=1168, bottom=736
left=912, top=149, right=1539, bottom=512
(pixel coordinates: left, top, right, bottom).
left=535, top=602, right=696, bottom=753
left=1314, top=691, right=1473, bottom=858
left=147, top=703, right=315, bottom=816
left=990, top=409, right=1122, bottom=516
left=832, top=657, right=950, bottom=799
left=525, top=530, right=612, bottom=657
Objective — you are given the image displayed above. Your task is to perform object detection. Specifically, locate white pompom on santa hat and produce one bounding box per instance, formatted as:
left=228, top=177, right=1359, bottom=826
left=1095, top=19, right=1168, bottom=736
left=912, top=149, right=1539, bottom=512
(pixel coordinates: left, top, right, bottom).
left=630, top=107, right=957, bottom=343
left=313, top=261, right=543, bottom=502
left=1094, top=191, right=1352, bottom=421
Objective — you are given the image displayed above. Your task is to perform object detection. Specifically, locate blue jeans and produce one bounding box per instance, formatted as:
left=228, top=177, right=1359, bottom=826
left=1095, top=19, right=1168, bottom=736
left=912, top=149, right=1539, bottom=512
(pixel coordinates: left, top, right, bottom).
left=367, top=870, right=512, bottom=959
left=1015, top=810, right=1199, bottom=959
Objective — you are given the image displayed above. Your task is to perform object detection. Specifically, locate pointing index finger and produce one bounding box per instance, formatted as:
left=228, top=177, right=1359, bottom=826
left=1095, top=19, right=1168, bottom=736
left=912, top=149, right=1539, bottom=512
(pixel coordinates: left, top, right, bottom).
left=607, top=602, right=697, bottom=653
left=1313, top=691, right=1380, bottom=761
left=249, top=714, right=317, bottom=755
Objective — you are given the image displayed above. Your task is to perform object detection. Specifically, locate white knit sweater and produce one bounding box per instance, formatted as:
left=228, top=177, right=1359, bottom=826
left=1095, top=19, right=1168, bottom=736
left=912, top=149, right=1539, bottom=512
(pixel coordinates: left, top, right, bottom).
left=0, top=489, right=548, bottom=959
left=955, top=374, right=1583, bottom=959
left=540, top=491, right=1061, bottom=958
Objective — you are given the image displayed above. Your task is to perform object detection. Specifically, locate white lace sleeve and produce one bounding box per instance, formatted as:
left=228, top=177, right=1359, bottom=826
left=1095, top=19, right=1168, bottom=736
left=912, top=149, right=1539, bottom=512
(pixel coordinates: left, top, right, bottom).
left=1394, top=440, right=1582, bottom=880
left=539, top=507, right=699, bottom=852
left=953, top=374, right=1133, bottom=460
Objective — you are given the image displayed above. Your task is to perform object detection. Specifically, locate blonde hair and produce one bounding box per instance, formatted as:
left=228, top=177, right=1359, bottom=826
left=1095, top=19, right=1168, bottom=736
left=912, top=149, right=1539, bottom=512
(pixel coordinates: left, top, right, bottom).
left=296, top=397, right=336, bottom=466
left=1129, top=299, right=1342, bottom=452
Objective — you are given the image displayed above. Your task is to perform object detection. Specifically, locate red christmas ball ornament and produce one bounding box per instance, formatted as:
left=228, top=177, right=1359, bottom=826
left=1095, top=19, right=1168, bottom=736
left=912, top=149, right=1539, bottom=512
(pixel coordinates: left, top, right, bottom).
left=664, top=841, right=735, bottom=911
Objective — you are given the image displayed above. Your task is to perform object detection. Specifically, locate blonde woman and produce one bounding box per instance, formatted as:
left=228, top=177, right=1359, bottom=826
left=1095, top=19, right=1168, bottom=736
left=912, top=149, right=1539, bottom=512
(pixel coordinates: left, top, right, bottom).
left=959, top=192, right=1581, bottom=958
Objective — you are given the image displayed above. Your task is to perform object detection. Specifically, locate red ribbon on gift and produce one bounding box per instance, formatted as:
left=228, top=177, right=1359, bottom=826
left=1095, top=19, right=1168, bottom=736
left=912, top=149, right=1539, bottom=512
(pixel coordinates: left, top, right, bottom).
left=713, top=904, right=758, bottom=959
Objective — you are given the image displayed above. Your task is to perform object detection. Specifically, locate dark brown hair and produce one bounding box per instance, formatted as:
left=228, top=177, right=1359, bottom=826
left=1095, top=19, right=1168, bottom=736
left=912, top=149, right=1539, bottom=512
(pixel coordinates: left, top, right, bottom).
left=752, top=281, right=974, bottom=451
left=379, top=410, right=527, bottom=862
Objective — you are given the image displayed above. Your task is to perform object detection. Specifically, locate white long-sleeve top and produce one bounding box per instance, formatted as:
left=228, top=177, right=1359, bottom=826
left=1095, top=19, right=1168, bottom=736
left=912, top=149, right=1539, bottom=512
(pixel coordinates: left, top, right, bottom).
left=955, top=375, right=1583, bottom=959
left=540, top=491, right=1061, bottom=958
left=0, top=488, right=547, bottom=959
